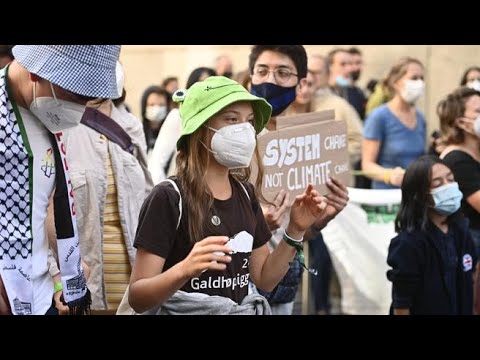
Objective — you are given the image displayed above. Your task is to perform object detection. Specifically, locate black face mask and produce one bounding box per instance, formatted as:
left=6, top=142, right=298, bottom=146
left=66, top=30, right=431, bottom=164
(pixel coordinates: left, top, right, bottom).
left=351, top=70, right=361, bottom=82
left=250, top=82, right=296, bottom=117
left=222, top=71, right=233, bottom=79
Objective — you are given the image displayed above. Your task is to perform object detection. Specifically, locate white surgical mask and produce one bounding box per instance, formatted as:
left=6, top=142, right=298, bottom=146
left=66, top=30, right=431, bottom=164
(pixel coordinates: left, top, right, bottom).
left=460, top=115, right=480, bottom=137
left=203, top=123, right=256, bottom=169
left=29, top=81, right=85, bottom=133
left=474, top=116, right=480, bottom=137
left=400, top=79, right=425, bottom=104
left=116, top=61, right=125, bottom=98
left=145, top=105, right=167, bottom=123
left=466, top=80, right=480, bottom=92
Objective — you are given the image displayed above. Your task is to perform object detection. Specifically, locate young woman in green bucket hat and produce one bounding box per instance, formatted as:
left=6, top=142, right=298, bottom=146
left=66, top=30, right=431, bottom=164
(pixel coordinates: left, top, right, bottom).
left=126, top=76, right=329, bottom=314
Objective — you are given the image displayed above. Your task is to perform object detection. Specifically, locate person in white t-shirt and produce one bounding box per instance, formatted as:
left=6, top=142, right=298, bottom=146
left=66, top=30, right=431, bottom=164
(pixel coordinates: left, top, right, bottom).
left=148, top=67, right=216, bottom=184
left=0, top=45, right=121, bottom=315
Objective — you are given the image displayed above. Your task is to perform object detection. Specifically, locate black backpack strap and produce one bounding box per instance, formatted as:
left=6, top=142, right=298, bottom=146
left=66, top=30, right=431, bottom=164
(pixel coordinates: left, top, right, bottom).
left=80, top=107, right=134, bottom=154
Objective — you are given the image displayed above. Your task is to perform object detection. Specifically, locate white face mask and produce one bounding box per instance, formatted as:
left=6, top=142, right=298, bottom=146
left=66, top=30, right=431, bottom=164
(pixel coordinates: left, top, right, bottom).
left=116, top=61, right=125, bottom=98
left=460, top=115, right=480, bottom=137
left=400, top=79, right=425, bottom=104
left=467, top=80, right=480, bottom=92
left=474, top=117, right=480, bottom=136
left=203, top=123, right=256, bottom=169
left=145, top=105, right=167, bottom=123
left=29, top=82, right=86, bottom=133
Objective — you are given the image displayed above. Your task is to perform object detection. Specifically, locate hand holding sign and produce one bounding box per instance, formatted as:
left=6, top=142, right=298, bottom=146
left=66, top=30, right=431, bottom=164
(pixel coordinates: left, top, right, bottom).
left=253, top=110, right=351, bottom=204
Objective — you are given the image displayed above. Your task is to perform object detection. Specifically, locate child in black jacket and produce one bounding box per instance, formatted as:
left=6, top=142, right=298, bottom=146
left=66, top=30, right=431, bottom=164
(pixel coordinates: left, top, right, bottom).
left=387, top=155, right=478, bottom=315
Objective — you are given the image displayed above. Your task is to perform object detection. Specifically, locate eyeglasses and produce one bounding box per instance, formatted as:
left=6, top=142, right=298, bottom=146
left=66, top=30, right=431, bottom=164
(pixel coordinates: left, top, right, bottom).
left=252, top=67, right=298, bottom=84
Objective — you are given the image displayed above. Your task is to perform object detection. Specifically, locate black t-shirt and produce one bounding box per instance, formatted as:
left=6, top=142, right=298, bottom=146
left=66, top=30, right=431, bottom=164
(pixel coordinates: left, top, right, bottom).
left=443, top=150, right=480, bottom=229
left=134, top=177, right=272, bottom=304
left=346, top=86, right=367, bottom=120
left=336, top=85, right=367, bottom=120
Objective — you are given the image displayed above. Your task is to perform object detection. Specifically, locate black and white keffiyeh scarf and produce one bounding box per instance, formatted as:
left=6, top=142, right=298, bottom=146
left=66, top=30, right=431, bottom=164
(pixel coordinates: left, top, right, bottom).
left=0, top=67, right=90, bottom=315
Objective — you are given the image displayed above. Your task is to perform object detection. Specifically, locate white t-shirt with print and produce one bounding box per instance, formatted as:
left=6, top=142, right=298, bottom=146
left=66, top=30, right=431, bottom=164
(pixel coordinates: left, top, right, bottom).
left=18, top=107, right=55, bottom=315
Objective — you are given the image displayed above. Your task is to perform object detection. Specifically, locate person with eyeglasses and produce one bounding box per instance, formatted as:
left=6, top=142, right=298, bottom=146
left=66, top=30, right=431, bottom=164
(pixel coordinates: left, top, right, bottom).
left=248, top=45, right=349, bottom=315
left=308, top=54, right=363, bottom=188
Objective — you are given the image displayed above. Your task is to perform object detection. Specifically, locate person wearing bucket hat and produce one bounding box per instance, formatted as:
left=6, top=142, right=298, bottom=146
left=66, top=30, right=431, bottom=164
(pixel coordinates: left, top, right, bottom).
left=248, top=45, right=349, bottom=230
left=0, top=45, right=14, bottom=69
left=0, top=45, right=121, bottom=315
left=247, top=45, right=350, bottom=314
left=126, top=76, right=327, bottom=314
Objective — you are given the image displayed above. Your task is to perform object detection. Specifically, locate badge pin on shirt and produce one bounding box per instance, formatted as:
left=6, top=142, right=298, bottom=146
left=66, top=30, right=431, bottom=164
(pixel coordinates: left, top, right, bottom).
left=463, top=254, right=473, bottom=272
left=211, top=215, right=221, bottom=226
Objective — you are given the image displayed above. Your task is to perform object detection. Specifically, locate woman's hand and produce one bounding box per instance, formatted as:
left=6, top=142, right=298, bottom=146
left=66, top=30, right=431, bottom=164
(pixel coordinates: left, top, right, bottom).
left=389, top=167, right=405, bottom=187
left=312, top=177, right=349, bottom=231
left=263, top=190, right=290, bottom=231
left=179, top=236, right=233, bottom=279
left=288, top=184, right=327, bottom=237
left=53, top=291, right=70, bottom=315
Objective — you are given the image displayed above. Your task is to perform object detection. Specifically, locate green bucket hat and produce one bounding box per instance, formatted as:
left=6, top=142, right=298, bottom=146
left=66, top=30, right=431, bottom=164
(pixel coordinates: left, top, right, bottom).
left=174, top=76, right=272, bottom=150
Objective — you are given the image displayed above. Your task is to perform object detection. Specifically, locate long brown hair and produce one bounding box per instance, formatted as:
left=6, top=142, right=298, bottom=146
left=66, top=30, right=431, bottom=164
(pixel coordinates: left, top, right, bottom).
left=437, top=86, right=480, bottom=145
left=176, top=127, right=266, bottom=243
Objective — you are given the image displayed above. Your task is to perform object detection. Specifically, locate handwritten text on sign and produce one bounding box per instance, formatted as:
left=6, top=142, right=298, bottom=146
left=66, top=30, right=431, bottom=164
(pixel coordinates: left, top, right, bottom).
left=257, top=119, right=350, bottom=203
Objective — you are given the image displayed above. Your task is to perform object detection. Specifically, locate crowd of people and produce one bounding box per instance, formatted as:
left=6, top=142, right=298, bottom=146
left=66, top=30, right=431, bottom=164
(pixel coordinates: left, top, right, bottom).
left=0, top=45, right=478, bottom=316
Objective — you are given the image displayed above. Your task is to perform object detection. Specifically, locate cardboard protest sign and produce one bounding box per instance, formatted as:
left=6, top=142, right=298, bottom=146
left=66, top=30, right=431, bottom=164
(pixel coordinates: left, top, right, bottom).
left=252, top=110, right=350, bottom=203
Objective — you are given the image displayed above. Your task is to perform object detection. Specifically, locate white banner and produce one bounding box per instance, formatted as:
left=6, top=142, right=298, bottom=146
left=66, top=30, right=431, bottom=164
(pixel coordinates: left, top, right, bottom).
left=321, top=188, right=401, bottom=315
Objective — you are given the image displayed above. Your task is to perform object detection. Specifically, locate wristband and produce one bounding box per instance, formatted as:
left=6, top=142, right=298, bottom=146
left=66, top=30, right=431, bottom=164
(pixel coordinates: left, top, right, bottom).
left=283, top=229, right=303, bottom=243
left=54, top=281, right=63, bottom=293
left=283, top=230, right=318, bottom=276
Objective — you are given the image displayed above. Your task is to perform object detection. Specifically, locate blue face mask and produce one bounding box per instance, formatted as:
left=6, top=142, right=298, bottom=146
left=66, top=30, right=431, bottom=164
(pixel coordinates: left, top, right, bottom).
left=430, top=182, right=463, bottom=216
left=335, top=75, right=351, bottom=87
left=250, top=82, right=296, bottom=117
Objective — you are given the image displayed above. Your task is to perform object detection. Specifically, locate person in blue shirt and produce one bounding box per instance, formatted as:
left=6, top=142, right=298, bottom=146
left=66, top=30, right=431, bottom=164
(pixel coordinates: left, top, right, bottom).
left=362, top=57, right=427, bottom=189
left=387, top=155, right=477, bottom=315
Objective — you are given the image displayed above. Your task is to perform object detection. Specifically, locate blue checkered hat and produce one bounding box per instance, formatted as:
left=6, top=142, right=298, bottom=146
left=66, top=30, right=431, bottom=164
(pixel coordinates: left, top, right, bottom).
left=12, top=45, right=121, bottom=99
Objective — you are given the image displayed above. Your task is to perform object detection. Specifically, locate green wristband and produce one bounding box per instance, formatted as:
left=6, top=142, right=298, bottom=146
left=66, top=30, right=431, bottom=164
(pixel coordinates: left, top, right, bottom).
left=283, top=231, right=318, bottom=276
left=54, top=281, right=63, bottom=293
